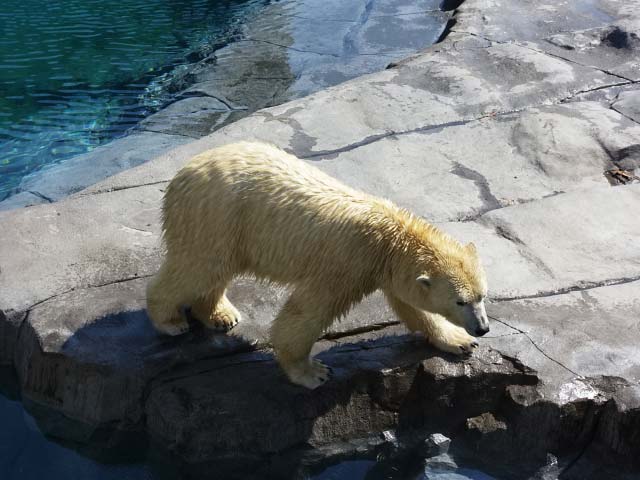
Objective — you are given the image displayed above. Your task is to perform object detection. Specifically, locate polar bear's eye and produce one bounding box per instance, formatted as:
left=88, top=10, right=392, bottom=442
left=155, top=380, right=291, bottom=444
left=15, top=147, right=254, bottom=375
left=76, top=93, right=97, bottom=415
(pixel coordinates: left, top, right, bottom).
left=456, top=301, right=468, bottom=306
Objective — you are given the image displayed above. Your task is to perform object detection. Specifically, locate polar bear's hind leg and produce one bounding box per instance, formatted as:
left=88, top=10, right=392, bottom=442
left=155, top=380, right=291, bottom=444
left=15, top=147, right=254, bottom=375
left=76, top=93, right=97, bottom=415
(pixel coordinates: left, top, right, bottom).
left=146, top=261, right=193, bottom=336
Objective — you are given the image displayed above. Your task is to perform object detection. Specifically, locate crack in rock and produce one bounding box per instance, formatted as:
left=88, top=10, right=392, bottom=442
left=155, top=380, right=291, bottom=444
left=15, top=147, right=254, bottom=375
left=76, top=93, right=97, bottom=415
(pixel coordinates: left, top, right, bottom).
left=20, top=273, right=155, bottom=315
left=488, top=222, right=556, bottom=278
left=488, top=314, right=582, bottom=377
left=27, top=191, right=54, bottom=203
left=179, top=91, right=248, bottom=112
left=301, top=118, right=473, bottom=159
left=611, top=104, right=640, bottom=126
left=79, top=180, right=169, bottom=197
left=450, top=161, right=502, bottom=214
left=138, top=128, right=201, bottom=139
left=452, top=29, right=635, bottom=83
left=492, top=275, right=640, bottom=302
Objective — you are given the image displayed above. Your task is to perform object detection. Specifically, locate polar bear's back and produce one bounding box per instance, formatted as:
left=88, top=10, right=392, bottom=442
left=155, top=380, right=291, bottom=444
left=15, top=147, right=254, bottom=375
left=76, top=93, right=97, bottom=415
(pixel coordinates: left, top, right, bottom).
left=162, top=142, right=386, bottom=286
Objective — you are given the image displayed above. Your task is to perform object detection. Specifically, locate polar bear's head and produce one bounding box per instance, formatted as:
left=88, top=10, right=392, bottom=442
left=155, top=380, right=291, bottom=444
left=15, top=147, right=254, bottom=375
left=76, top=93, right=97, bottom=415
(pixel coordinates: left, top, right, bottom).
left=395, top=241, right=489, bottom=337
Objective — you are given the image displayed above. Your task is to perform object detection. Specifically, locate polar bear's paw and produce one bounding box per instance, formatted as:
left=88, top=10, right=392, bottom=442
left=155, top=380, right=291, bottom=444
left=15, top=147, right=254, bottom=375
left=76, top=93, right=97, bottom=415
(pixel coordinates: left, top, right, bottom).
left=430, top=321, right=479, bottom=356
left=209, top=304, right=241, bottom=332
left=285, top=359, right=331, bottom=389
left=192, top=296, right=241, bottom=332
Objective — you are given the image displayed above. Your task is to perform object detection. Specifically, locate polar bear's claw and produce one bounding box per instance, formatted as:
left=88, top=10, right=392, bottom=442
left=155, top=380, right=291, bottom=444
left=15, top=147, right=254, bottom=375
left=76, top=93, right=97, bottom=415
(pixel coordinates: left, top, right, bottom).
left=192, top=298, right=241, bottom=333
left=213, top=310, right=240, bottom=331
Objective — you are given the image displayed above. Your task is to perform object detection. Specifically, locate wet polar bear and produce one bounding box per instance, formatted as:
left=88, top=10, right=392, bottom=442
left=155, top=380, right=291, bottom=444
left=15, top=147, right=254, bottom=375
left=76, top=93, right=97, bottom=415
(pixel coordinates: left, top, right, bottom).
left=146, top=142, right=490, bottom=389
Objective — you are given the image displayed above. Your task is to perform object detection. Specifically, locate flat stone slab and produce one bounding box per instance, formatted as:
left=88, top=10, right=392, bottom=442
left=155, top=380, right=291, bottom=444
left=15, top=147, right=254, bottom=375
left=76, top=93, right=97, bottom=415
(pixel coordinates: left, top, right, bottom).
left=13, top=132, right=190, bottom=205
left=0, top=185, right=164, bottom=315
left=487, top=280, right=640, bottom=387
left=481, top=183, right=640, bottom=294
left=139, top=96, right=238, bottom=138
left=614, top=89, right=640, bottom=124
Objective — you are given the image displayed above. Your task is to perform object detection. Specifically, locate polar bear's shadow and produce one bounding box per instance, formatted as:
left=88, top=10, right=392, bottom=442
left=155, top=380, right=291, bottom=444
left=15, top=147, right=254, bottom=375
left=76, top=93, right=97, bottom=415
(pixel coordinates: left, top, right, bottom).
left=58, top=308, right=472, bottom=476
left=60, top=306, right=259, bottom=375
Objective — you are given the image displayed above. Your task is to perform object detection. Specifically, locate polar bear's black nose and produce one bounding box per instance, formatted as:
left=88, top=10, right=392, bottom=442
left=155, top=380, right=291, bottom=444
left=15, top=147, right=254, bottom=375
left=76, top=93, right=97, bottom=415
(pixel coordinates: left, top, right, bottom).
left=475, top=326, right=490, bottom=337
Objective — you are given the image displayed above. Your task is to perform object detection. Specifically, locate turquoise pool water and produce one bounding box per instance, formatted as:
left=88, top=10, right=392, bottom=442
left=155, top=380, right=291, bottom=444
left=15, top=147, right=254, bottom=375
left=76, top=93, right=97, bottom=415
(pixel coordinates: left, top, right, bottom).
left=0, top=0, right=265, bottom=200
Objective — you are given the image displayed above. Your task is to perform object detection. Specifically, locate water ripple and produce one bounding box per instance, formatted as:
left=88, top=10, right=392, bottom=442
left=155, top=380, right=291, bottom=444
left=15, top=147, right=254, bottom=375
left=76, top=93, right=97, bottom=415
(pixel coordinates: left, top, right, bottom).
left=0, top=0, right=266, bottom=199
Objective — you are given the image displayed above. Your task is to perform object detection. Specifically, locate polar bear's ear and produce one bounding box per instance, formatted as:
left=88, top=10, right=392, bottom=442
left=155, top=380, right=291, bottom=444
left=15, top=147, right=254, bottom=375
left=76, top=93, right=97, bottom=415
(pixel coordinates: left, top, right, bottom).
left=466, top=242, right=478, bottom=256
left=416, top=275, right=431, bottom=288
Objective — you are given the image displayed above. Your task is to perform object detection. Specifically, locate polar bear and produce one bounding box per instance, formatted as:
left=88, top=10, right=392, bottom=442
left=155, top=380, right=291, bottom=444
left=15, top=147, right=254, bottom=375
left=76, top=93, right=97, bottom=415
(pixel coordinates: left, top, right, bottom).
left=146, top=141, right=489, bottom=389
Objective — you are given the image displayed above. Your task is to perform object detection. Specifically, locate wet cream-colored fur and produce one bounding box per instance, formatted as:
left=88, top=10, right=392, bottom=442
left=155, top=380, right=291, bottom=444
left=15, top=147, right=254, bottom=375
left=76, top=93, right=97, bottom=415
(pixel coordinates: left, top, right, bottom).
left=146, top=142, right=489, bottom=389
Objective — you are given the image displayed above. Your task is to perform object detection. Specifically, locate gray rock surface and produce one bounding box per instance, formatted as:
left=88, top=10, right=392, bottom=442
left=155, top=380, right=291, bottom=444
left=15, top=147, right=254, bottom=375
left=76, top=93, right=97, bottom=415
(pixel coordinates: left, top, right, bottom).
left=14, top=132, right=190, bottom=203
left=1, top=0, right=640, bottom=477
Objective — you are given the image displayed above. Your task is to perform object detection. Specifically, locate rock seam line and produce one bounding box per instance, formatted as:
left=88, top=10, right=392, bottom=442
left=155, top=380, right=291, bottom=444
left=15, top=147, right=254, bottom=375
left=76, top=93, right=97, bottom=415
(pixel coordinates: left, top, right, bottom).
left=488, top=314, right=582, bottom=377
left=491, top=275, right=640, bottom=302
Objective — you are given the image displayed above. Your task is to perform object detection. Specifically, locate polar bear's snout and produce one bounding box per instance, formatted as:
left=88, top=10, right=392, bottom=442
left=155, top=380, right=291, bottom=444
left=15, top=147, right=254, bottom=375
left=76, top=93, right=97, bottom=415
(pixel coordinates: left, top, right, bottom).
left=466, top=300, right=490, bottom=337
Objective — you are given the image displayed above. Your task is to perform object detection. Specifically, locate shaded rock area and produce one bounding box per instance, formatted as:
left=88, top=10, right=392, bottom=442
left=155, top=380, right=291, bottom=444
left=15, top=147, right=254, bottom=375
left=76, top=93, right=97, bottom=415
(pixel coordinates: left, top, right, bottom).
left=1, top=0, right=640, bottom=478
left=1, top=0, right=452, bottom=208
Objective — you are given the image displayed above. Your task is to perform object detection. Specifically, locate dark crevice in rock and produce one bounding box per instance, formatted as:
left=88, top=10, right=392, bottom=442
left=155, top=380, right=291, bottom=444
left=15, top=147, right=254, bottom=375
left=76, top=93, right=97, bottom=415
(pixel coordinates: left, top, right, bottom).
left=564, top=80, right=637, bottom=100
left=27, top=190, right=54, bottom=203
left=452, top=29, right=635, bottom=83
left=301, top=119, right=472, bottom=159
left=321, top=321, right=400, bottom=340
left=23, top=274, right=154, bottom=315
left=456, top=189, right=565, bottom=222
left=450, top=161, right=501, bottom=213
left=178, top=90, right=248, bottom=112
left=531, top=43, right=634, bottom=83
left=611, top=104, right=640, bottom=126
left=491, top=275, right=640, bottom=303
left=487, top=314, right=582, bottom=377
left=492, top=224, right=523, bottom=245
left=138, top=128, right=201, bottom=139
left=489, top=223, right=556, bottom=278
left=79, top=180, right=170, bottom=197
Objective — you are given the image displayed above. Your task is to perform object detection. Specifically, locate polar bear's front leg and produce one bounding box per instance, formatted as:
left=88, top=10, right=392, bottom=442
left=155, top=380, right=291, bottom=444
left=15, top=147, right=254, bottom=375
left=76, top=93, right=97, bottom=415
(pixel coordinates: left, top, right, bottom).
left=270, top=290, right=336, bottom=389
left=424, top=312, right=479, bottom=355
left=385, top=293, right=478, bottom=355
